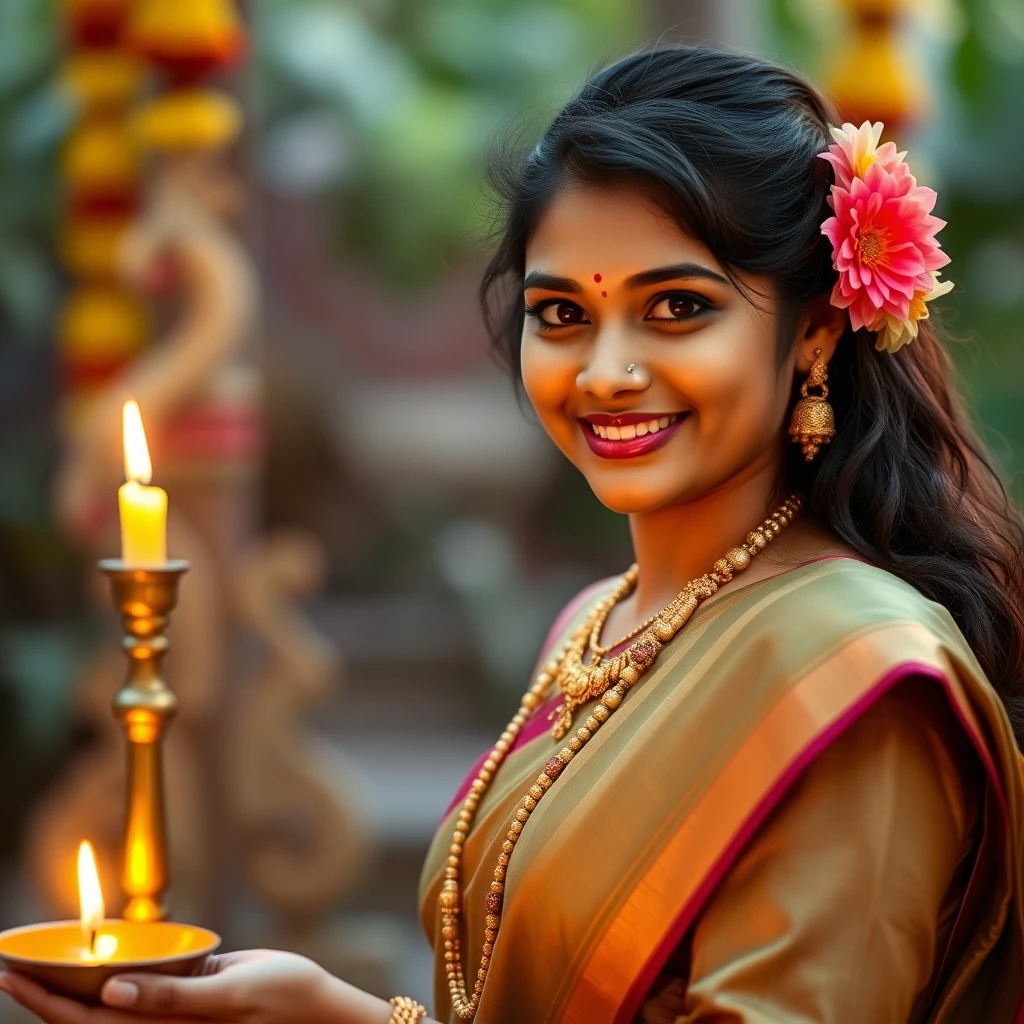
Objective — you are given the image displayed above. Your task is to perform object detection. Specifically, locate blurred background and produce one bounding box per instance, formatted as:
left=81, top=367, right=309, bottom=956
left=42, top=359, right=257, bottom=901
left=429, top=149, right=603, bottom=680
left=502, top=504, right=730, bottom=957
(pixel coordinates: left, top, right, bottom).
left=0, top=0, right=1021, bottom=1017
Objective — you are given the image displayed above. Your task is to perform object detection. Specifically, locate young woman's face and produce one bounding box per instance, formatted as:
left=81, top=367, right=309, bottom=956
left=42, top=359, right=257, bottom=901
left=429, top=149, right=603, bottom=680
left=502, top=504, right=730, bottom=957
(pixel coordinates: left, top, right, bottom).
left=521, top=183, right=800, bottom=514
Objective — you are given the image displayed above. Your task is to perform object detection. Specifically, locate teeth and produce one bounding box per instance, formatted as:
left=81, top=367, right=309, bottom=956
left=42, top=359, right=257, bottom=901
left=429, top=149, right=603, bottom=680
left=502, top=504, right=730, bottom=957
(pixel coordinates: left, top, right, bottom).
left=590, top=414, right=679, bottom=441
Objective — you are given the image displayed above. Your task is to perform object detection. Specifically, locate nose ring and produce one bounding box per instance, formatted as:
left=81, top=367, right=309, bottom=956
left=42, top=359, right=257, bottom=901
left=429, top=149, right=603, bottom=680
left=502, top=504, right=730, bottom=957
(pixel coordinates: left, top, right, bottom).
left=627, top=363, right=636, bottom=374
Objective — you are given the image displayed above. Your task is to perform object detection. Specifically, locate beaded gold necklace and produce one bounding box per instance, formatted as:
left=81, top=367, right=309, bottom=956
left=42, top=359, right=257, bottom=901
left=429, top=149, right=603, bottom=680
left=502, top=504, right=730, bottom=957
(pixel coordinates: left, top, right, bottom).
left=439, top=495, right=803, bottom=1020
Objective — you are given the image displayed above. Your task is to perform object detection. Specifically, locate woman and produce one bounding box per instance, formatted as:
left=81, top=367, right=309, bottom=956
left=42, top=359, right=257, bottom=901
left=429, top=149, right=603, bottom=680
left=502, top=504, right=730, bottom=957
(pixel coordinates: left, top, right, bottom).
left=4, top=44, right=1023, bottom=1024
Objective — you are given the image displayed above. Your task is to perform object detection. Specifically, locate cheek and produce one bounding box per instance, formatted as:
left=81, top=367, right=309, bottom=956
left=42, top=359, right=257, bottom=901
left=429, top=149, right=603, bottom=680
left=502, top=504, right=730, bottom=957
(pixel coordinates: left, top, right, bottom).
left=669, top=325, right=784, bottom=438
left=521, top=337, right=578, bottom=431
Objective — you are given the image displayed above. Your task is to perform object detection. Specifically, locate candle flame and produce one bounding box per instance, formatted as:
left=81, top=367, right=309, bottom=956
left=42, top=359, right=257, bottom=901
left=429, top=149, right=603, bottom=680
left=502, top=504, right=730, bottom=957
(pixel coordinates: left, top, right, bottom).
left=122, top=400, right=153, bottom=485
left=78, top=840, right=105, bottom=945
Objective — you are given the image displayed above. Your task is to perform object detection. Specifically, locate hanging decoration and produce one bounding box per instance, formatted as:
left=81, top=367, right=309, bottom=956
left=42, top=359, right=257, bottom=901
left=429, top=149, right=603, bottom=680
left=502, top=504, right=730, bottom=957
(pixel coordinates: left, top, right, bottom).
left=826, top=0, right=927, bottom=133
left=57, top=0, right=148, bottom=435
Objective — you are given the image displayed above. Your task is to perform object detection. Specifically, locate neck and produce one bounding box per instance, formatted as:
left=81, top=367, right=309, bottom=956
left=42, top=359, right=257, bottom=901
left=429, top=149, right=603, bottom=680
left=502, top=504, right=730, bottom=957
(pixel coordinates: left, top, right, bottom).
left=628, top=452, right=789, bottom=621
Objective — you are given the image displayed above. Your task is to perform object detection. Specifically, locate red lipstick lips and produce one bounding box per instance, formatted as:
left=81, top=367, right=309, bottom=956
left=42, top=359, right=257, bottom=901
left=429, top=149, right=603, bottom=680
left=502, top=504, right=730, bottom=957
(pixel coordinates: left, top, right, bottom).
left=580, top=412, right=687, bottom=459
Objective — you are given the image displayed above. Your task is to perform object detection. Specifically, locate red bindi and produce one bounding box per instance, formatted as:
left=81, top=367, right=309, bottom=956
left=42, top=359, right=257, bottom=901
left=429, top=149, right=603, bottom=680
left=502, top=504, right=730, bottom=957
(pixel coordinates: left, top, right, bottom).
left=593, top=273, right=602, bottom=283
left=601, top=291, right=607, bottom=297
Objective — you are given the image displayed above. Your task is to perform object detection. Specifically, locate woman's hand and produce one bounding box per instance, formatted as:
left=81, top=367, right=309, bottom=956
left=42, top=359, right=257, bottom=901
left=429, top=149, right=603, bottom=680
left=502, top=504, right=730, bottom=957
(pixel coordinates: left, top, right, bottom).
left=0, top=949, right=393, bottom=1024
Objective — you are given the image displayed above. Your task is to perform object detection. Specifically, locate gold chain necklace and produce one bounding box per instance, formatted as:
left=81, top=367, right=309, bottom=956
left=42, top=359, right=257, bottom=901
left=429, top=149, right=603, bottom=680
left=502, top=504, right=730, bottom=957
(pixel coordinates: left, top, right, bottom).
left=439, top=495, right=803, bottom=1020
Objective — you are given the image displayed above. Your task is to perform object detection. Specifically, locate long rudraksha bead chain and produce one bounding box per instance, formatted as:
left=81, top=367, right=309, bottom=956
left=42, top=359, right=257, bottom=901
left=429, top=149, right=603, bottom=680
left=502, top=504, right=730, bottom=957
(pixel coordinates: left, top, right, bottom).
left=439, top=495, right=803, bottom=1020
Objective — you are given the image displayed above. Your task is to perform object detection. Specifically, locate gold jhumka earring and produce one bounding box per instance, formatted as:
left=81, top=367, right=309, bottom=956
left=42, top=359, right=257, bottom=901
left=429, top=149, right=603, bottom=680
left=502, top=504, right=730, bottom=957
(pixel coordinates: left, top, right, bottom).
left=788, top=347, right=835, bottom=460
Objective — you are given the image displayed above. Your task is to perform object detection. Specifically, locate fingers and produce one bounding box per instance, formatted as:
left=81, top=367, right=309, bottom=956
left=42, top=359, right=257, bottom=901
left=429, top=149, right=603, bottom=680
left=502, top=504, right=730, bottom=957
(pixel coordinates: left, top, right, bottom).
left=101, top=970, right=240, bottom=1017
left=0, top=970, right=201, bottom=1024
left=0, top=970, right=94, bottom=1024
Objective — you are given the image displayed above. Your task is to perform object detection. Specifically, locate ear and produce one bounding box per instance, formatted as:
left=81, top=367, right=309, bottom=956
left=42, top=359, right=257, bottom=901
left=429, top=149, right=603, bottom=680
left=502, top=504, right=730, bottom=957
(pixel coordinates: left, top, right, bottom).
left=793, top=293, right=846, bottom=373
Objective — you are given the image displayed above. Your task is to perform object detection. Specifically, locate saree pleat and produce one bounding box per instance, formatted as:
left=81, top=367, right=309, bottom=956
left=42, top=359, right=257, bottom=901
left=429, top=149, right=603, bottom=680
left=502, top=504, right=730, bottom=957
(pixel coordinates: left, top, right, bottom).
left=418, top=558, right=1024, bottom=1023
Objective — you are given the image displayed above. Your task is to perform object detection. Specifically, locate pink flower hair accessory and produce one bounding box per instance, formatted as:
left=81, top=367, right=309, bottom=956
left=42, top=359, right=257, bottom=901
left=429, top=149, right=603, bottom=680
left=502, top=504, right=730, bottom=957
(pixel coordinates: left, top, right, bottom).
left=819, top=121, right=953, bottom=354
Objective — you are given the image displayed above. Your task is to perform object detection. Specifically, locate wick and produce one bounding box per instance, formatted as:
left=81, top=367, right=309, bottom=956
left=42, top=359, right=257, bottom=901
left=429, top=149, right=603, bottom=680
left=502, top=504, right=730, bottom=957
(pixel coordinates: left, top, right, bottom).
left=89, top=929, right=97, bottom=955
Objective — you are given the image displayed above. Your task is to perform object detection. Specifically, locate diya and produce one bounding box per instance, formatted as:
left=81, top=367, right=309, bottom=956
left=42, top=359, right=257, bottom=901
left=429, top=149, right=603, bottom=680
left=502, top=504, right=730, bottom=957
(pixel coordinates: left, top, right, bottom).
left=0, top=842, right=219, bottom=1003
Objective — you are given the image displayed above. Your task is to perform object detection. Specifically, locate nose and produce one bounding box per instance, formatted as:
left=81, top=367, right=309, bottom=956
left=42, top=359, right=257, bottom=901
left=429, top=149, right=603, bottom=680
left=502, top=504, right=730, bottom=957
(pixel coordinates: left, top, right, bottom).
left=575, top=333, right=648, bottom=398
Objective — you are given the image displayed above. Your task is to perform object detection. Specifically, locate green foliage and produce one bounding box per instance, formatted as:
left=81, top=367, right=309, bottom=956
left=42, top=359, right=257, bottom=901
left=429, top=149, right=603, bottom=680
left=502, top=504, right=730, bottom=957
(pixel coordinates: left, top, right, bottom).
left=254, top=0, right=646, bottom=287
left=0, top=0, right=67, bottom=341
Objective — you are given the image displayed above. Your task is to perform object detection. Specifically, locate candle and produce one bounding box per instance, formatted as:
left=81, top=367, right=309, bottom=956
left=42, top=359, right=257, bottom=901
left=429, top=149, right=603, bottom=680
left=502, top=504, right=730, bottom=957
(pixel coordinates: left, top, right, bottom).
left=118, top=400, right=167, bottom=567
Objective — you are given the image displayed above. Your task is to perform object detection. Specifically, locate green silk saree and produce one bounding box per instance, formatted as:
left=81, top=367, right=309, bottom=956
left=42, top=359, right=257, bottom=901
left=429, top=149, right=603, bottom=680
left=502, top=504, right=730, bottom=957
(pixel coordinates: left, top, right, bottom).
left=419, top=557, right=1024, bottom=1023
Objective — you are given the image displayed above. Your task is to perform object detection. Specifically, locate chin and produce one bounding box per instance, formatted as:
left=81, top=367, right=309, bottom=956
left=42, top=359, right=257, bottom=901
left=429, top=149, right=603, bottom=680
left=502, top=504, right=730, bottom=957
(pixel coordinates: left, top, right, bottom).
left=585, top=478, right=692, bottom=516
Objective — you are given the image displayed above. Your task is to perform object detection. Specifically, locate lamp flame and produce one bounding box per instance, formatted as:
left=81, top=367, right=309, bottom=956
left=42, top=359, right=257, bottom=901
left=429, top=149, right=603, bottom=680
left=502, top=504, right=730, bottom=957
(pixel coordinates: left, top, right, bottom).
left=78, top=840, right=105, bottom=948
left=122, top=399, right=153, bottom=485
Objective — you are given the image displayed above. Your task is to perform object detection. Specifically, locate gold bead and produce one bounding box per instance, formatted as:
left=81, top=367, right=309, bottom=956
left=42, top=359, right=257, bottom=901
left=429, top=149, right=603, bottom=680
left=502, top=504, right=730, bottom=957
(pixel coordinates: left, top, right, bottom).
left=483, top=942, right=494, bottom=956
left=510, top=820, right=524, bottom=834
left=490, top=880, right=504, bottom=893
left=522, top=691, right=542, bottom=709
left=620, top=665, right=639, bottom=684
left=494, top=865, right=506, bottom=881
left=485, top=914, right=500, bottom=929
left=529, top=784, right=543, bottom=800
left=601, top=689, right=622, bottom=709
left=725, top=546, right=750, bottom=570
left=590, top=708, right=608, bottom=724
left=502, top=840, right=514, bottom=855
left=538, top=774, right=552, bottom=789
left=484, top=927, right=496, bottom=942
left=445, top=867, right=457, bottom=879
left=497, top=851, right=509, bottom=866
left=447, top=855, right=459, bottom=867
left=560, top=746, right=575, bottom=761
left=515, top=808, right=530, bottom=822
left=576, top=726, right=592, bottom=742
left=483, top=758, right=497, bottom=772
left=568, top=736, right=582, bottom=752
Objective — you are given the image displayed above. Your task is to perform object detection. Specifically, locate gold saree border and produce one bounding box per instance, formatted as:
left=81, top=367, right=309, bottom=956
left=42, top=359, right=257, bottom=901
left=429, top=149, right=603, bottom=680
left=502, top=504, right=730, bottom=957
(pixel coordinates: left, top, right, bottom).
left=558, top=620, right=1008, bottom=1024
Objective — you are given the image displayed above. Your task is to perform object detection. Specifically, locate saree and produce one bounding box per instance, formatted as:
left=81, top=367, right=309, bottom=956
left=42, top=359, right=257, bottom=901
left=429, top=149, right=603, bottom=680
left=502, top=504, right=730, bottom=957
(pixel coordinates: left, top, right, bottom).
left=418, top=557, right=1024, bottom=1023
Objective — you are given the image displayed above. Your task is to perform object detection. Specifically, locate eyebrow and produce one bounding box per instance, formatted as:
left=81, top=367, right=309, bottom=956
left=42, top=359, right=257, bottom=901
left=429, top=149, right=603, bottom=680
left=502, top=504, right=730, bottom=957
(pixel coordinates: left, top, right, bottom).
left=522, top=271, right=581, bottom=293
left=523, top=262, right=729, bottom=293
left=625, top=263, right=729, bottom=288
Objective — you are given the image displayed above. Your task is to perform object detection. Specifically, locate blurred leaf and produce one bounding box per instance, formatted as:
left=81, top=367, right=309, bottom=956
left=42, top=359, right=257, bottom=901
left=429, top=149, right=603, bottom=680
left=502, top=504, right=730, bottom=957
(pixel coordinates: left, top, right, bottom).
left=0, top=626, right=79, bottom=749
left=255, top=0, right=647, bottom=286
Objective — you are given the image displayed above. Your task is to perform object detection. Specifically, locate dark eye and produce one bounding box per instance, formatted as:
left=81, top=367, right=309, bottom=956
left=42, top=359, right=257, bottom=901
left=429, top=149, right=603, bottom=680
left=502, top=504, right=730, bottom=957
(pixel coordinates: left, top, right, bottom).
left=526, top=300, right=590, bottom=327
left=646, top=293, right=708, bottom=321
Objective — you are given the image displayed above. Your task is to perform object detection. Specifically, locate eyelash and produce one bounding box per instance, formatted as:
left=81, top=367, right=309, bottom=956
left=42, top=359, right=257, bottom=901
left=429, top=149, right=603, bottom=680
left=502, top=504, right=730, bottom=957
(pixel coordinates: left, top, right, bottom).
left=523, top=291, right=714, bottom=331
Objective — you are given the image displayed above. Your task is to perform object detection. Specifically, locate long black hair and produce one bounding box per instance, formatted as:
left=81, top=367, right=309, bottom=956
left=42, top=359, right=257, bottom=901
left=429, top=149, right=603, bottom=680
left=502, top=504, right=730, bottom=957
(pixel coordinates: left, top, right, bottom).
left=480, top=45, right=1024, bottom=748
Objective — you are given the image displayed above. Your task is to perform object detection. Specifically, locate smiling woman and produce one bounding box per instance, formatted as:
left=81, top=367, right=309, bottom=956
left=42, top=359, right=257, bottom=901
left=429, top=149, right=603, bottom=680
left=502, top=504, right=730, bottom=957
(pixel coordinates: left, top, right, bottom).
left=3, top=41, right=1024, bottom=1024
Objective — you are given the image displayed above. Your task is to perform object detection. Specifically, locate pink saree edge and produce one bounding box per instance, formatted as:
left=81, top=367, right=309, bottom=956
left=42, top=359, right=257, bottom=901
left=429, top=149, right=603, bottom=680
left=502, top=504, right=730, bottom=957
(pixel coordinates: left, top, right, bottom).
left=610, top=659, right=1016, bottom=1024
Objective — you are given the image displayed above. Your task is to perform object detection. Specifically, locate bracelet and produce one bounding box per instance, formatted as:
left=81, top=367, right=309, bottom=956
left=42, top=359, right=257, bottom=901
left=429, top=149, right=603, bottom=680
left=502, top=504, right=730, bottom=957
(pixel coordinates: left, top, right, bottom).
left=389, top=995, right=427, bottom=1023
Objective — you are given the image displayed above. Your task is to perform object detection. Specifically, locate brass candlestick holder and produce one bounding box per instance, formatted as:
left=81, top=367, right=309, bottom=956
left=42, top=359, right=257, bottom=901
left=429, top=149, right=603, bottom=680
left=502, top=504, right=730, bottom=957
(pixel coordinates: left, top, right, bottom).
left=98, top=558, right=189, bottom=923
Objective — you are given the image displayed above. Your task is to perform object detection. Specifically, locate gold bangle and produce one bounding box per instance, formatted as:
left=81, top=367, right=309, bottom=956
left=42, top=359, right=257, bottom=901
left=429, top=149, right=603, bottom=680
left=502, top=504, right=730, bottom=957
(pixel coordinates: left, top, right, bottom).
left=389, top=995, right=427, bottom=1023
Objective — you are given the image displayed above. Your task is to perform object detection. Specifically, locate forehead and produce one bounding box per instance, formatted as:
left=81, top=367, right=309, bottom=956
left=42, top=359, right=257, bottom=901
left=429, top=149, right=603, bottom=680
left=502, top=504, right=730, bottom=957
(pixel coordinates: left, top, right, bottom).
left=525, top=182, right=721, bottom=279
